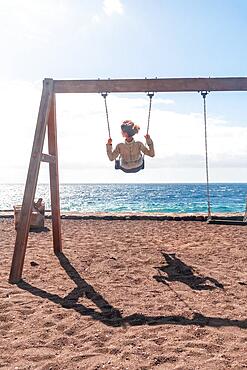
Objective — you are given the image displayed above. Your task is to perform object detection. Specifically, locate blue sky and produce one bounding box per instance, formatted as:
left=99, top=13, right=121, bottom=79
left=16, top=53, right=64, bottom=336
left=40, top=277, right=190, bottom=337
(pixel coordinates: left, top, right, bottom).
left=0, top=0, right=247, bottom=183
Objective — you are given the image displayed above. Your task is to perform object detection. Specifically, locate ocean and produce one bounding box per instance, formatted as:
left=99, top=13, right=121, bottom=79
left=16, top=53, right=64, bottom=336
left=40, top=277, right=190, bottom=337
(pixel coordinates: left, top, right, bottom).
left=0, top=183, right=246, bottom=214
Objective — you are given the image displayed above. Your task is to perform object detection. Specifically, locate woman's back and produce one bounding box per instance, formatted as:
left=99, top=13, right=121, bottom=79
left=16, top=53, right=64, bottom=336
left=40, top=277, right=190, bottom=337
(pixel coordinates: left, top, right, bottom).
left=116, top=140, right=144, bottom=169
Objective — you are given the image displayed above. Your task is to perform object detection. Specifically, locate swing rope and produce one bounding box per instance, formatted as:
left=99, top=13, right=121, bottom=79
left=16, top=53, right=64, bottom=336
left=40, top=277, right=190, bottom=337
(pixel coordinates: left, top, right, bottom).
left=146, top=92, right=154, bottom=136
left=201, top=91, right=212, bottom=220
left=244, top=194, right=247, bottom=222
left=101, top=92, right=111, bottom=139
left=102, top=92, right=154, bottom=138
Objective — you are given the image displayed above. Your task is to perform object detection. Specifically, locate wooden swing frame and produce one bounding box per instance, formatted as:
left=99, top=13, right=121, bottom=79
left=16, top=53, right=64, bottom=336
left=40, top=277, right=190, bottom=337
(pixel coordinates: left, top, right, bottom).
left=9, top=77, right=247, bottom=283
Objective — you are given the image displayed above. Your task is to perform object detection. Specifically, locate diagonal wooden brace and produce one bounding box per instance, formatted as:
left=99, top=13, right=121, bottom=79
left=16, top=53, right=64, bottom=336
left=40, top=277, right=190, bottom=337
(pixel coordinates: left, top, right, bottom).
left=9, top=79, right=54, bottom=283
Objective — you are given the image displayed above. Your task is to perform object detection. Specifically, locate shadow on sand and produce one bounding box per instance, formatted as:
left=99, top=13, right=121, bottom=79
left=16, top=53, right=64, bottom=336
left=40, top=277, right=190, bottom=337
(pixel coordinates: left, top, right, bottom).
left=17, top=252, right=246, bottom=329
left=29, top=227, right=50, bottom=233
left=153, top=252, right=224, bottom=290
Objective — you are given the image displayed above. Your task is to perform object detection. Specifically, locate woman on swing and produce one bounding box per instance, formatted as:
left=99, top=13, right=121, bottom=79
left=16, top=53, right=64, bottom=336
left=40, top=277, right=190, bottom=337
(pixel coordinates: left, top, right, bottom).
left=106, top=120, right=155, bottom=172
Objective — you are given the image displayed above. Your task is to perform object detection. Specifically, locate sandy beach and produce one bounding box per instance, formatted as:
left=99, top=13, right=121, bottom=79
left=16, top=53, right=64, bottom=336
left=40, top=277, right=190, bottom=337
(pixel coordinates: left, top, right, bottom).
left=1, top=217, right=247, bottom=369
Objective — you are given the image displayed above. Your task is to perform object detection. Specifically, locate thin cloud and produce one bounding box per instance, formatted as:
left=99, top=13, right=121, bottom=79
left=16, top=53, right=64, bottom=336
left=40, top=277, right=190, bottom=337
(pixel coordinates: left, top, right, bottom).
left=153, top=98, right=175, bottom=105
left=92, top=14, right=101, bottom=24
left=0, top=0, right=69, bottom=43
left=103, top=0, right=124, bottom=16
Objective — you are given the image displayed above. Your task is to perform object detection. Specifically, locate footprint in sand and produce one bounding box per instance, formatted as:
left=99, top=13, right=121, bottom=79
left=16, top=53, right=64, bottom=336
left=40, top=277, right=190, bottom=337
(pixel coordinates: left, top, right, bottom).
left=52, top=313, right=67, bottom=321
left=43, top=320, right=56, bottom=328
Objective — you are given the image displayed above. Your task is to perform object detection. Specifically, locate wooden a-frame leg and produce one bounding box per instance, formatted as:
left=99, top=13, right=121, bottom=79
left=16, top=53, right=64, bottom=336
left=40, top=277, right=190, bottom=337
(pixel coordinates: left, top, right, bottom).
left=48, top=94, right=62, bottom=254
left=9, top=79, right=54, bottom=284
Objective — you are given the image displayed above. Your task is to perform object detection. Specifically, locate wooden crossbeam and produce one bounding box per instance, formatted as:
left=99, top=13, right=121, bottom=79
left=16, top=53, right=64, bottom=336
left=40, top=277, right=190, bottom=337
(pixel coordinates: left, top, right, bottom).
left=53, top=77, right=247, bottom=94
left=41, top=153, right=56, bottom=163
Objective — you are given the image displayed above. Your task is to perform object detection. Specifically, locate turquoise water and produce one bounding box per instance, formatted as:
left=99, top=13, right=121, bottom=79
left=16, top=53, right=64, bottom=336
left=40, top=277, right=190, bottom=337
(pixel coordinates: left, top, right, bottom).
left=0, top=183, right=246, bottom=213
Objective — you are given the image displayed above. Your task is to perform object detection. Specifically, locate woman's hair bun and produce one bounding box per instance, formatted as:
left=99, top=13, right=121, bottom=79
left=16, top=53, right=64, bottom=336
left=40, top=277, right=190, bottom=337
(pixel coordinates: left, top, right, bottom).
left=121, top=120, right=140, bottom=137
left=133, top=124, right=140, bottom=134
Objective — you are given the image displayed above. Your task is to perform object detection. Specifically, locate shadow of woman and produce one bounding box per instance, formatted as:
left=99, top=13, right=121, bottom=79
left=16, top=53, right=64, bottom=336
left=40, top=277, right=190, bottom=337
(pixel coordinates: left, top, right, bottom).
left=153, top=252, right=224, bottom=290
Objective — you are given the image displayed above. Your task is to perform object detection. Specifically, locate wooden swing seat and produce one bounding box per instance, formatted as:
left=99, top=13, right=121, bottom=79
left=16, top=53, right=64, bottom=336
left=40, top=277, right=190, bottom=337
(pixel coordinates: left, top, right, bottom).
left=207, top=216, right=247, bottom=226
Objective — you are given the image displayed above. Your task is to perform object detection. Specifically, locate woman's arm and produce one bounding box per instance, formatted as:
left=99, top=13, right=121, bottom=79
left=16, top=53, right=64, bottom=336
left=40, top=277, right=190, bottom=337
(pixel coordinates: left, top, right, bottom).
left=140, top=135, right=155, bottom=157
left=106, top=140, right=120, bottom=161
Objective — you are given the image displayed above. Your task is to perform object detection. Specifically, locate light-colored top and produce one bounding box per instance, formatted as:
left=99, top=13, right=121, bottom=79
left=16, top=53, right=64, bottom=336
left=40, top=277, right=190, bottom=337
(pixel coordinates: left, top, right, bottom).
left=106, top=137, right=155, bottom=169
